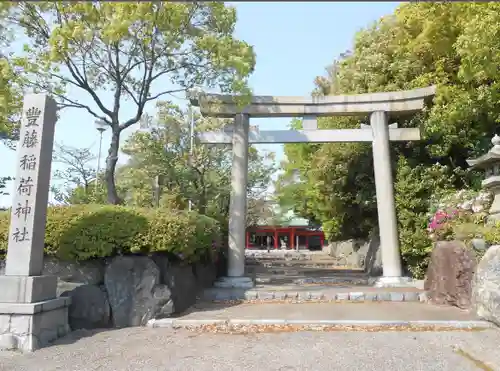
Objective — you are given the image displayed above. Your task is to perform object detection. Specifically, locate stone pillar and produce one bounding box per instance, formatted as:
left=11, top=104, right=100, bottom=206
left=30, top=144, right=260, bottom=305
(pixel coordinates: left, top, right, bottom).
left=370, top=111, right=411, bottom=287
left=214, top=114, right=253, bottom=288
left=0, top=94, right=70, bottom=352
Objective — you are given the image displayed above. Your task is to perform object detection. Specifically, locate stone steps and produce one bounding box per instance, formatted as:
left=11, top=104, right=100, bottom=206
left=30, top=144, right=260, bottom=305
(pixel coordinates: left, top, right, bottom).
left=246, top=261, right=345, bottom=268
left=254, top=275, right=369, bottom=286
left=200, top=286, right=426, bottom=303
left=247, top=266, right=362, bottom=273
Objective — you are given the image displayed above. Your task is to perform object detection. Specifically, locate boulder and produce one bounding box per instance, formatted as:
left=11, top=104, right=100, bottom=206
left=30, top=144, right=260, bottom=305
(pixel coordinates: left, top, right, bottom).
left=164, top=265, right=198, bottom=313
left=334, top=239, right=359, bottom=258
left=61, top=284, right=111, bottom=330
left=364, top=235, right=382, bottom=276
left=424, top=241, right=476, bottom=309
left=153, top=255, right=199, bottom=313
left=104, top=256, right=173, bottom=327
left=471, top=238, right=489, bottom=252
left=43, top=257, right=105, bottom=285
left=472, top=245, right=500, bottom=326
left=346, top=251, right=362, bottom=268
left=323, top=243, right=335, bottom=256
left=194, top=262, right=217, bottom=289
left=1, top=257, right=104, bottom=285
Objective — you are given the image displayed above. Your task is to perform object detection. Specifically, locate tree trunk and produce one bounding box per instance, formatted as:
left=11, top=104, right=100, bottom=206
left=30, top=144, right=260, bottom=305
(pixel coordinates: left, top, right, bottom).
left=105, top=128, right=122, bottom=205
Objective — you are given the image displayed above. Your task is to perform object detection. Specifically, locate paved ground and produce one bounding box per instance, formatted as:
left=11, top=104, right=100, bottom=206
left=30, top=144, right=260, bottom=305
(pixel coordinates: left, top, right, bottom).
left=0, top=327, right=499, bottom=370
left=178, top=302, right=478, bottom=321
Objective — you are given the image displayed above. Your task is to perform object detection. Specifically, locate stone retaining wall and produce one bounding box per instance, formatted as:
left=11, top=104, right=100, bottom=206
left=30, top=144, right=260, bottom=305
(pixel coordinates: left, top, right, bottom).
left=323, top=236, right=383, bottom=275
left=0, top=255, right=217, bottom=331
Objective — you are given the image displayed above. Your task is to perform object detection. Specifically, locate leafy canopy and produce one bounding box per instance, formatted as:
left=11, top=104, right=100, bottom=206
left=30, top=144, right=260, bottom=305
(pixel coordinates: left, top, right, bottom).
left=277, top=2, right=498, bottom=277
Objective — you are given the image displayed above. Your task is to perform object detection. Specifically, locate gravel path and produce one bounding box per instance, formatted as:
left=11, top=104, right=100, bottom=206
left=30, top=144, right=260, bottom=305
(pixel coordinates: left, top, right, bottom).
left=0, top=327, right=499, bottom=371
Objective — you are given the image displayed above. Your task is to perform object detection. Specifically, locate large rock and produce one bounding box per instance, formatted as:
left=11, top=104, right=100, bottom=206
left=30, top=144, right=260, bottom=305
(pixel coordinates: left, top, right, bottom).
left=61, top=284, right=111, bottom=330
left=472, top=245, right=500, bottom=326
left=424, top=241, right=476, bottom=309
left=165, top=265, right=198, bottom=313
left=363, top=235, right=382, bottom=276
left=104, top=256, right=173, bottom=327
left=194, top=262, right=217, bottom=289
left=43, top=257, right=105, bottom=285
left=334, top=239, right=360, bottom=258
left=153, top=255, right=200, bottom=313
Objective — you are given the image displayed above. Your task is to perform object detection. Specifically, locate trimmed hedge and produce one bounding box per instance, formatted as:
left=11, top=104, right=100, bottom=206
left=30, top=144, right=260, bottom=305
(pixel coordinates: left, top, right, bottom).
left=0, top=205, right=220, bottom=262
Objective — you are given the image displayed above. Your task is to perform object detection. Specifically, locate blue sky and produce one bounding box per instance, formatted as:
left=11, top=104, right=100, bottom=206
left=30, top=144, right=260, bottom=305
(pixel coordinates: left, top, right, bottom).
left=0, top=1, right=400, bottom=207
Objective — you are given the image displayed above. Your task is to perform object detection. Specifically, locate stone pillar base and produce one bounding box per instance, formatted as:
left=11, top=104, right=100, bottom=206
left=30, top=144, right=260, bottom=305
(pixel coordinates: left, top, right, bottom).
left=373, top=276, right=415, bottom=288
left=0, top=297, right=71, bottom=352
left=0, top=275, right=57, bottom=303
left=213, top=276, right=254, bottom=289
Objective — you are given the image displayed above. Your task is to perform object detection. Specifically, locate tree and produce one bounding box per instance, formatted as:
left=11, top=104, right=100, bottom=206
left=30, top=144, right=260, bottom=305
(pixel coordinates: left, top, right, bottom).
left=50, top=143, right=97, bottom=204
left=119, top=101, right=276, bottom=222
left=4, top=2, right=255, bottom=204
left=277, top=2, right=498, bottom=277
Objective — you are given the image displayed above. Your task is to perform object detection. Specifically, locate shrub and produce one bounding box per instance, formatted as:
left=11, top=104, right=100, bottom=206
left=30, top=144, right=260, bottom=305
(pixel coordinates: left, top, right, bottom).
left=0, top=204, right=220, bottom=263
left=145, top=209, right=220, bottom=262
left=0, top=210, right=9, bottom=259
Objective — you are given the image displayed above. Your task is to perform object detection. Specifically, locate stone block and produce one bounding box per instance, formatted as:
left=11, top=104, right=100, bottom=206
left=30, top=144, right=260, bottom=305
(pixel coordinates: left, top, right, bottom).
left=0, top=275, right=57, bottom=303
left=310, top=292, right=324, bottom=300
left=424, top=240, right=476, bottom=309
left=349, top=292, right=365, bottom=301
left=472, top=245, right=500, bottom=326
left=0, top=297, right=70, bottom=352
left=389, top=292, right=405, bottom=302
left=403, top=292, right=420, bottom=302
left=377, top=292, right=391, bottom=301
left=298, top=292, right=312, bottom=300
left=9, top=315, right=30, bottom=335
left=274, top=292, right=287, bottom=300
left=244, top=291, right=258, bottom=300
left=0, top=315, right=10, bottom=333
left=258, top=292, right=275, bottom=300
left=0, top=333, right=17, bottom=350
left=364, top=292, right=378, bottom=301
left=336, top=293, right=349, bottom=301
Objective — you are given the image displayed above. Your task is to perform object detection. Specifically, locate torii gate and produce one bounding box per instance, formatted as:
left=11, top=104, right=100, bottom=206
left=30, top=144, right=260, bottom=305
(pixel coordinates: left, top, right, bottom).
left=190, top=86, right=436, bottom=288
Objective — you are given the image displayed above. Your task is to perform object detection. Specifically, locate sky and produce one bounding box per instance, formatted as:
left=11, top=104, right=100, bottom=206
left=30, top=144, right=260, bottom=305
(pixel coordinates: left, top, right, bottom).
left=0, top=1, right=400, bottom=207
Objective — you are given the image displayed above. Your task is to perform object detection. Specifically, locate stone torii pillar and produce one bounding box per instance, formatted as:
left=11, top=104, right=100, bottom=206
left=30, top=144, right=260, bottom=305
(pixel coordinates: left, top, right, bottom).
left=190, top=86, right=436, bottom=288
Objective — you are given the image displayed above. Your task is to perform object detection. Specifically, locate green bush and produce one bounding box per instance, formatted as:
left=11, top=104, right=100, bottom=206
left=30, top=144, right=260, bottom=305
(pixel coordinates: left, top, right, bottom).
left=0, top=204, right=220, bottom=263
left=0, top=210, right=9, bottom=259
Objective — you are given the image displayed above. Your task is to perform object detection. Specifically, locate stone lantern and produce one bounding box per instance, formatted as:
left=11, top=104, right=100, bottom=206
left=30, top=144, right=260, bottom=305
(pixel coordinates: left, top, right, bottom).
left=467, top=134, right=500, bottom=222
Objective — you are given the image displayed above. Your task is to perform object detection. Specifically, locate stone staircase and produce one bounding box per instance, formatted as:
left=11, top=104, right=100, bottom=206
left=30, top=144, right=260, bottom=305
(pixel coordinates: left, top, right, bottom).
left=200, top=250, right=426, bottom=303
left=245, top=250, right=367, bottom=285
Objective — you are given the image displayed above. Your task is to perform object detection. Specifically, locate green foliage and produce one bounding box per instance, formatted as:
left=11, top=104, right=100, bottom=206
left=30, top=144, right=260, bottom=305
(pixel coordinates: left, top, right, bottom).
left=145, top=210, right=220, bottom=262
left=0, top=57, right=22, bottom=143
left=118, top=101, right=276, bottom=221
left=2, top=2, right=256, bottom=204
left=278, top=2, right=495, bottom=277
left=0, top=205, right=220, bottom=263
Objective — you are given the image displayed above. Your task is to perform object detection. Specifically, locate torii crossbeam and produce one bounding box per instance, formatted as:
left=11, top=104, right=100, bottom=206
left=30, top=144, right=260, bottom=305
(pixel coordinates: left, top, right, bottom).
left=190, top=86, right=436, bottom=289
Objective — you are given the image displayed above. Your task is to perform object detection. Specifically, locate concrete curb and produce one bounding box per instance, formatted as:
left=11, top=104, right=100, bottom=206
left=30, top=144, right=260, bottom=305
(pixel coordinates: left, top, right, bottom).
left=202, top=290, right=428, bottom=303
left=147, top=318, right=495, bottom=329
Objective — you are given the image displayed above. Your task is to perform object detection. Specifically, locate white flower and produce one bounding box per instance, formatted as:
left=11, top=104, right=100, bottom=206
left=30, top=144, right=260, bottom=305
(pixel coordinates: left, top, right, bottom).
left=472, top=204, right=484, bottom=213
left=461, top=200, right=473, bottom=210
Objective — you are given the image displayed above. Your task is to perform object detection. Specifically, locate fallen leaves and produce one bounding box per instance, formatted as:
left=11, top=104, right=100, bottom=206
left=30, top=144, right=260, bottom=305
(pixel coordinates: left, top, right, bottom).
left=176, top=323, right=488, bottom=335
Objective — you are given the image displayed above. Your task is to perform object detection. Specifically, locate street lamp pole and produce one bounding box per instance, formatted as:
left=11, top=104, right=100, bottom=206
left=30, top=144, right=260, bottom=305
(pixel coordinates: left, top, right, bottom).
left=94, top=120, right=107, bottom=195
left=188, top=104, right=194, bottom=211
